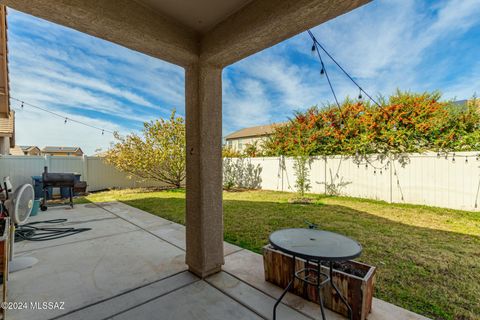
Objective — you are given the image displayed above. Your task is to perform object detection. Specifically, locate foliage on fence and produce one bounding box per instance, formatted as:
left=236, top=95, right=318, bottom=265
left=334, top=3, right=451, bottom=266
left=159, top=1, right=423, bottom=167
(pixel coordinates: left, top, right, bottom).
left=263, top=91, right=480, bottom=157
left=222, top=146, right=242, bottom=158
left=105, top=111, right=186, bottom=188
left=292, top=155, right=312, bottom=197
left=223, top=158, right=262, bottom=190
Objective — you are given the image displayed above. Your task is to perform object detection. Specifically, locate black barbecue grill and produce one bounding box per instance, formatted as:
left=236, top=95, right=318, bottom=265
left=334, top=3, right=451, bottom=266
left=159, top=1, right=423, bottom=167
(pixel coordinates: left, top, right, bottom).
left=40, top=167, right=86, bottom=211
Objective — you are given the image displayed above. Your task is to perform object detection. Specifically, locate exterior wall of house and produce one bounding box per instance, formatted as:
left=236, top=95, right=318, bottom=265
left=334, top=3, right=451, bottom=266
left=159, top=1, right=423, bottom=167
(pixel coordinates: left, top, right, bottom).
left=226, top=135, right=269, bottom=153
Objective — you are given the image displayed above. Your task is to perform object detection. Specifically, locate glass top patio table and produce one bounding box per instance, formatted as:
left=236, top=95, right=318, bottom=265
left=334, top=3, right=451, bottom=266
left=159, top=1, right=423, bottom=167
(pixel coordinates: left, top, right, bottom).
left=269, top=228, right=362, bottom=262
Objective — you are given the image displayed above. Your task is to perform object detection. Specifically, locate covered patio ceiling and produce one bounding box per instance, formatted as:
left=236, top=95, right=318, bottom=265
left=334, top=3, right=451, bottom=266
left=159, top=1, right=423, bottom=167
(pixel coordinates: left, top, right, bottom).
left=1, top=0, right=370, bottom=67
left=0, top=0, right=371, bottom=278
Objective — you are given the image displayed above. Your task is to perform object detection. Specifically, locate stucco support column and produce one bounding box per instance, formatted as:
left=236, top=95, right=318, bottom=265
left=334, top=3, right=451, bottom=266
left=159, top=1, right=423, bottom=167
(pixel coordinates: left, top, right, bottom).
left=0, top=136, right=9, bottom=155
left=185, top=62, right=224, bottom=278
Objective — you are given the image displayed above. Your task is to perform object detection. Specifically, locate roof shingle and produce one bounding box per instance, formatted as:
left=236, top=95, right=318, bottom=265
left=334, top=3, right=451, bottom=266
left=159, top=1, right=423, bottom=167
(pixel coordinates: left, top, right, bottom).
left=225, top=123, right=284, bottom=140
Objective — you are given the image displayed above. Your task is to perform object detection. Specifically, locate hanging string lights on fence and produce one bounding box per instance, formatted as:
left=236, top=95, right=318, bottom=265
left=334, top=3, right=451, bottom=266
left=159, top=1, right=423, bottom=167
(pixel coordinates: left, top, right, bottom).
left=9, top=96, right=114, bottom=135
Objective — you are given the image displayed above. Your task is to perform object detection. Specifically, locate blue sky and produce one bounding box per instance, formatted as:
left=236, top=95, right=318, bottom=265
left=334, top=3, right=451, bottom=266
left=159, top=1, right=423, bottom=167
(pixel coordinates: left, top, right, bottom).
left=7, top=0, right=480, bottom=154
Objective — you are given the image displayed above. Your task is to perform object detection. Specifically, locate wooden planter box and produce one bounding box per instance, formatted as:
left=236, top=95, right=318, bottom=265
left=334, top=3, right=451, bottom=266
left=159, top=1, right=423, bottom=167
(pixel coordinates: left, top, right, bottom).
left=263, top=245, right=376, bottom=320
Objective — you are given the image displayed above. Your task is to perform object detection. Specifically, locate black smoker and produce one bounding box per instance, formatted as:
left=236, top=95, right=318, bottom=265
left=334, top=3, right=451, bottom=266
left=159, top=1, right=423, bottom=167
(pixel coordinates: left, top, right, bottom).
left=41, top=166, right=75, bottom=211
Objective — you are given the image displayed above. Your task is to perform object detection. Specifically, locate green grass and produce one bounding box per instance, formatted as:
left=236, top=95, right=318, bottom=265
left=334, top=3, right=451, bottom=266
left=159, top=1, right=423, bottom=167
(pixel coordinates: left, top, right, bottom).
left=81, top=188, right=480, bottom=320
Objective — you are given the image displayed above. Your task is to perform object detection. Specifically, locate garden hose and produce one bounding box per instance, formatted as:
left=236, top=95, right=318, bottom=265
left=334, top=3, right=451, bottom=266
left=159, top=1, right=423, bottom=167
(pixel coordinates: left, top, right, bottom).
left=15, top=219, right=91, bottom=242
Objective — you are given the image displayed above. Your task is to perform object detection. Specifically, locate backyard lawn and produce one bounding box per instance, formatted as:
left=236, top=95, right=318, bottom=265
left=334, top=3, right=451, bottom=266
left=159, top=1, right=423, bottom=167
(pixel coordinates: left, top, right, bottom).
left=81, top=189, right=479, bottom=320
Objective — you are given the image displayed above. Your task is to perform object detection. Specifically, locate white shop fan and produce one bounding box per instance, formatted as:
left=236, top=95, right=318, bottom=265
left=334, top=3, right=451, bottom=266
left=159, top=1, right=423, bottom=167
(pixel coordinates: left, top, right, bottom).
left=4, top=183, right=39, bottom=272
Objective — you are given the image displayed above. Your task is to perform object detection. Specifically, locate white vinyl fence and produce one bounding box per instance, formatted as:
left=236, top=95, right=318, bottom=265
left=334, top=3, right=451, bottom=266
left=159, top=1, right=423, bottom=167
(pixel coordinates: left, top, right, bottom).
left=0, top=155, right=167, bottom=192
left=2, top=153, right=480, bottom=211
left=229, top=152, right=480, bottom=211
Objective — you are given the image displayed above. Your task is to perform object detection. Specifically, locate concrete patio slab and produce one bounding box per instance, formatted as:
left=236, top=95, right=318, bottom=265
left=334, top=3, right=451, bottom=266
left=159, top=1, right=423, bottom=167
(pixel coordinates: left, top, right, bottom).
left=147, top=220, right=244, bottom=256
left=206, top=271, right=314, bottom=320
left=57, top=271, right=199, bottom=320
left=111, top=280, right=264, bottom=320
left=8, top=206, right=186, bottom=320
left=95, top=201, right=173, bottom=230
left=16, top=211, right=139, bottom=253
left=30, top=203, right=114, bottom=221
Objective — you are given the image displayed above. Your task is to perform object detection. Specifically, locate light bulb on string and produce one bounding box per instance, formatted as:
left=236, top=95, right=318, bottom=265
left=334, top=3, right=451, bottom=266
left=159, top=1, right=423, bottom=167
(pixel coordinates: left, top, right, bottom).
left=311, top=43, right=316, bottom=56
left=320, top=63, right=325, bottom=75
left=452, top=153, right=456, bottom=162
left=102, top=130, right=104, bottom=135
left=21, top=101, right=24, bottom=109
left=358, top=89, right=363, bottom=100
left=64, top=118, right=68, bottom=124
left=465, top=157, right=468, bottom=163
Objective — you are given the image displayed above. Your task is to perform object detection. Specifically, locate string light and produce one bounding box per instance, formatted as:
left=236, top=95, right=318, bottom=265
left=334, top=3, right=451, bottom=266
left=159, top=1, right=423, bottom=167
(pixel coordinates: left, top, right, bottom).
left=308, top=31, right=341, bottom=113
left=9, top=96, right=114, bottom=135
left=307, top=30, right=382, bottom=108
left=358, top=89, right=363, bottom=100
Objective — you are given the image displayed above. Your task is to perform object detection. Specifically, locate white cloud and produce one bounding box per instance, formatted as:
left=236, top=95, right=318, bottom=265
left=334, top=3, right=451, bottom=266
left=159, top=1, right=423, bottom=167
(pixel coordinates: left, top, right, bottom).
left=222, top=0, right=480, bottom=136
left=13, top=108, right=124, bottom=155
left=6, top=9, right=185, bottom=153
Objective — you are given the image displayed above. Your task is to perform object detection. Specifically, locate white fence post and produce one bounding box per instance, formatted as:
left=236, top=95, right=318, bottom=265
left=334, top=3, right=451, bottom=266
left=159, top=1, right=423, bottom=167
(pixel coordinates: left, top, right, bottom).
left=389, top=154, right=393, bottom=203
left=82, top=155, right=88, bottom=182
left=44, top=155, right=50, bottom=171
left=280, top=156, right=284, bottom=191
left=324, top=156, right=328, bottom=195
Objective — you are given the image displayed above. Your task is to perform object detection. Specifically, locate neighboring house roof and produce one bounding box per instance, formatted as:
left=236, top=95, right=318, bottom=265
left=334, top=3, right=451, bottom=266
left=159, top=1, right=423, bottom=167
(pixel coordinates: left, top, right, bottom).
left=9, top=145, right=23, bottom=155
left=453, top=99, right=468, bottom=106
left=42, top=146, right=83, bottom=153
left=225, top=123, right=284, bottom=140
left=20, top=145, right=39, bottom=152
left=93, top=151, right=107, bottom=157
